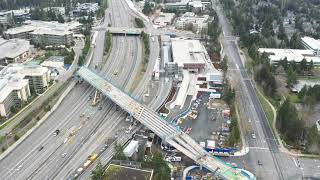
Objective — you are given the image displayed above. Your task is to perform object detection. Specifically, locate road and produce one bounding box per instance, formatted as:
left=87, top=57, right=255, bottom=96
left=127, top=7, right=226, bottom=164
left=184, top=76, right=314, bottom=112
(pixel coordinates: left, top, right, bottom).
left=213, top=0, right=320, bottom=179
left=0, top=0, right=173, bottom=179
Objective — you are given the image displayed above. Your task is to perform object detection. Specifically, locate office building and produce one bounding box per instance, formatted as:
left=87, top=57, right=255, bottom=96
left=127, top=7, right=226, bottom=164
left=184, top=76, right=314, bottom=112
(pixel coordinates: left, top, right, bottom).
left=258, top=48, right=320, bottom=66
left=72, top=3, right=99, bottom=16
left=1, top=64, right=50, bottom=94
left=175, top=12, right=209, bottom=33
left=0, top=38, right=31, bottom=65
left=0, top=11, right=13, bottom=25
left=0, top=64, right=49, bottom=117
left=3, top=20, right=81, bottom=46
left=153, top=12, right=175, bottom=27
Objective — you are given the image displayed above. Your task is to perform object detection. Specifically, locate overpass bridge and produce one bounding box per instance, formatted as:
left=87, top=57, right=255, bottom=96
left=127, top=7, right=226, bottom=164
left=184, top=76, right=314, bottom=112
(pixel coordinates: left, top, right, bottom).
left=77, top=67, right=255, bottom=180
left=93, top=26, right=143, bottom=35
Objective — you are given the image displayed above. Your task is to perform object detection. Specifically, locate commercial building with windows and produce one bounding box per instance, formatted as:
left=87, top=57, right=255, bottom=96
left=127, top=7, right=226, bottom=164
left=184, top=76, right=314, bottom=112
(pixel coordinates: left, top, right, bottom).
left=0, top=38, right=31, bottom=66
left=30, top=29, right=73, bottom=46
left=0, top=74, right=31, bottom=117
left=0, top=11, right=13, bottom=25
left=153, top=12, right=175, bottom=27
left=3, top=20, right=81, bottom=46
left=258, top=48, right=320, bottom=66
left=1, top=64, right=50, bottom=94
left=72, top=3, right=99, bottom=16
left=171, top=38, right=208, bottom=73
left=175, top=12, right=209, bottom=34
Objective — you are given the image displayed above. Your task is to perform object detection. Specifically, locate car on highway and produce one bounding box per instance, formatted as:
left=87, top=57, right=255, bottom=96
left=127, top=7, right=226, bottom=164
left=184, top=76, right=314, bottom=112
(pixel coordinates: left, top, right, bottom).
left=113, top=70, right=118, bottom=76
left=252, top=133, right=256, bottom=139
left=53, top=129, right=60, bottom=137
left=38, top=146, right=44, bottom=151
left=61, top=153, right=67, bottom=158
left=258, top=160, right=262, bottom=166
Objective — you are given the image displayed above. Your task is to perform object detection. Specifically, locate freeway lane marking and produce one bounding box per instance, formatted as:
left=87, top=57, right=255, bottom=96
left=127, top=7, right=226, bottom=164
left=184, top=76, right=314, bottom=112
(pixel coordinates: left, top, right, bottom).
left=292, top=157, right=298, bottom=167
left=248, top=147, right=269, bottom=150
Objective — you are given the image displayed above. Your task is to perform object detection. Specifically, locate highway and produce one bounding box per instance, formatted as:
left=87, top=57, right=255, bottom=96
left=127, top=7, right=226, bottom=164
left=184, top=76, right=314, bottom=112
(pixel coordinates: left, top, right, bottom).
left=0, top=0, right=172, bottom=179
left=213, top=0, right=320, bottom=179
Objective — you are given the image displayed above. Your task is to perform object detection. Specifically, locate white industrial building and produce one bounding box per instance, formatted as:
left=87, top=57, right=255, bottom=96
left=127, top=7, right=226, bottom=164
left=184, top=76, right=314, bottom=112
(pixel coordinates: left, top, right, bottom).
left=153, top=12, right=175, bottom=27
left=0, top=38, right=31, bottom=66
left=301, top=36, right=320, bottom=52
left=123, top=140, right=139, bottom=157
left=175, top=12, right=209, bottom=34
left=3, top=20, right=81, bottom=46
left=41, top=56, right=64, bottom=69
left=171, top=38, right=209, bottom=73
left=0, top=64, right=50, bottom=117
left=258, top=48, right=320, bottom=66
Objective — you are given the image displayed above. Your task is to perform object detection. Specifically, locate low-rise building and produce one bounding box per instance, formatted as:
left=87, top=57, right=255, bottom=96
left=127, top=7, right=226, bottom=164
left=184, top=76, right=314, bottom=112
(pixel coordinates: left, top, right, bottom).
left=41, top=56, right=64, bottom=69
left=1, top=64, right=50, bottom=94
left=72, top=3, right=99, bottom=16
left=12, top=9, right=30, bottom=21
left=301, top=36, right=320, bottom=54
left=164, top=1, right=190, bottom=12
left=3, top=20, right=81, bottom=46
left=30, top=28, right=73, bottom=46
left=171, top=38, right=208, bottom=73
left=0, top=64, right=50, bottom=117
left=0, top=11, right=14, bottom=25
left=0, top=77, right=30, bottom=117
left=175, top=12, right=209, bottom=33
left=153, top=12, right=175, bottom=27
left=0, top=38, right=31, bottom=65
left=258, top=48, right=320, bottom=66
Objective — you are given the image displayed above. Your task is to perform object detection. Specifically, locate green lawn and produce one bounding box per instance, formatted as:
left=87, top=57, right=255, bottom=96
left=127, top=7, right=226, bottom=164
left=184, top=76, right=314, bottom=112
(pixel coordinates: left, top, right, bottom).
left=256, top=88, right=277, bottom=139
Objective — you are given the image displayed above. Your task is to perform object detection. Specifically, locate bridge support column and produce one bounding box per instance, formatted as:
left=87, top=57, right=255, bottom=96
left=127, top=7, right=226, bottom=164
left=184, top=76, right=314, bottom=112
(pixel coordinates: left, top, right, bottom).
left=92, top=90, right=99, bottom=106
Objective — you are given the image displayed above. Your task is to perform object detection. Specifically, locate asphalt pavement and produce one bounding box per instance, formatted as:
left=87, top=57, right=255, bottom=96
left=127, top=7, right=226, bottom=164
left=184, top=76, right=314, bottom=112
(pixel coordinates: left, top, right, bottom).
left=0, top=0, right=173, bottom=179
left=213, top=0, right=320, bottom=179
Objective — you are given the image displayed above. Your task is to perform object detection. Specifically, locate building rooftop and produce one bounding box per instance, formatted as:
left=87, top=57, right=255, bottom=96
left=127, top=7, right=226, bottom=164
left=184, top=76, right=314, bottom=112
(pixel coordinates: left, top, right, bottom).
left=46, top=56, right=64, bottom=62
left=154, top=12, right=175, bottom=25
left=0, top=38, right=30, bottom=59
left=301, top=36, right=320, bottom=50
left=30, top=28, right=71, bottom=36
left=171, top=38, right=207, bottom=67
left=0, top=71, right=29, bottom=103
left=258, top=48, right=320, bottom=64
left=4, top=20, right=81, bottom=36
left=0, top=64, right=49, bottom=77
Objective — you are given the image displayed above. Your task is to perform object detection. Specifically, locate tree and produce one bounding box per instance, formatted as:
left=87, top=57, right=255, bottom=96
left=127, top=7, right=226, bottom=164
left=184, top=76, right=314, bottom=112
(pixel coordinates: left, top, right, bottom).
left=114, top=144, right=126, bottom=160
left=91, top=161, right=105, bottom=180
left=142, top=1, right=153, bottom=15
left=278, top=21, right=287, bottom=40
left=144, top=151, right=170, bottom=180
left=289, top=32, right=302, bottom=49
left=134, top=17, right=145, bottom=28
left=221, top=56, right=228, bottom=72
left=286, top=66, right=297, bottom=87
left=276, top=99, right=305, bottom=147
left=227, top=117, right=240, bottom=147
left=57, top=13, right=65, bottom=23
left=10, top=106, right=17, bottom=114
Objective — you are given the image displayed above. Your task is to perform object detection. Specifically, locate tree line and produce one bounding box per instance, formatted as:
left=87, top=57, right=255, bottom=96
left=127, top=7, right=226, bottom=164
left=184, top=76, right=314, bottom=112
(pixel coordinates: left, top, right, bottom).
left=277, top=98, right=320, bottom=153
